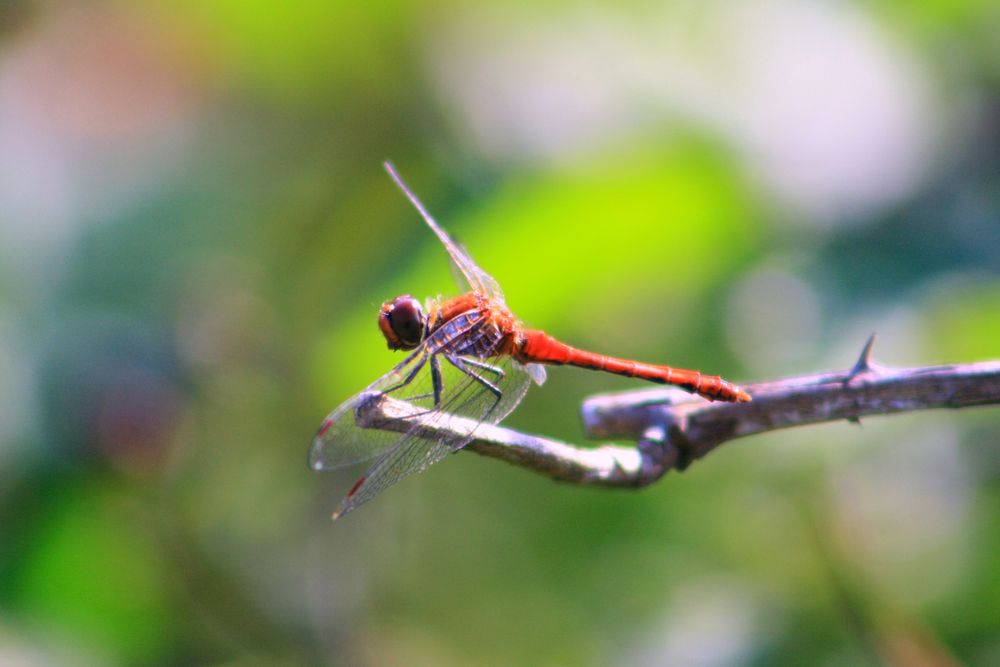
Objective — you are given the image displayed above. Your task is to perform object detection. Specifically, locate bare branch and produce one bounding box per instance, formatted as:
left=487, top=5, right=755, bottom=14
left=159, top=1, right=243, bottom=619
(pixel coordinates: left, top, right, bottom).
left=355, top=392, right=643, bottom=486
left=356, top=339, right=1000, bottom=488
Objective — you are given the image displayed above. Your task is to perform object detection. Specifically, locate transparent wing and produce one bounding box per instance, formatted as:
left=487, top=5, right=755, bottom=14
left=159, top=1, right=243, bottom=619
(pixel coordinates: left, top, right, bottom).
left=309, top=311, right=490, bottom=470
left=525, top=362, right=547, bottom=386
left=383, top=161, right=505, bottom=302
left=331, top=352, right=538, bottom=519
left=309, top=326, right=544, bottom=520
left=447, top=242, right=475, bottom=296
left=308, top=349, right=433, bottom=472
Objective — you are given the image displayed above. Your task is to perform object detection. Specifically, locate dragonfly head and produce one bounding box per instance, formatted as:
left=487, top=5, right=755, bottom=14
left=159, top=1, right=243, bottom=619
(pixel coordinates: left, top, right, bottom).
left=379, top=295, right=426, bottom=351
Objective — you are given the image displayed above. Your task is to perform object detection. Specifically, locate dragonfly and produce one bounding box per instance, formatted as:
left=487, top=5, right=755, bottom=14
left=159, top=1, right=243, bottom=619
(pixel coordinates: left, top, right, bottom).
left=310, top=162, right=751, bottom=519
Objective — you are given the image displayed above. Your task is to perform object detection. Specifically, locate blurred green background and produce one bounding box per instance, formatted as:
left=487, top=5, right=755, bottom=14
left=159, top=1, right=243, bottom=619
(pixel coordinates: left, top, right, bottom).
left=1, top=0, right=998, bottom=664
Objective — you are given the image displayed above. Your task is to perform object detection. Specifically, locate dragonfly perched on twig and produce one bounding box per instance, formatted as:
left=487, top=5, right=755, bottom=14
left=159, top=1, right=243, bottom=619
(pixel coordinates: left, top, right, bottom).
left=310, top=162, right=750, bottom=519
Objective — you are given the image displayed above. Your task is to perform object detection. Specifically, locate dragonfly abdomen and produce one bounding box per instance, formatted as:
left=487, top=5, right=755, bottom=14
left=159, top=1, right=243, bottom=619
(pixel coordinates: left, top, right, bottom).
left=517, top=330, right=750, bottom=402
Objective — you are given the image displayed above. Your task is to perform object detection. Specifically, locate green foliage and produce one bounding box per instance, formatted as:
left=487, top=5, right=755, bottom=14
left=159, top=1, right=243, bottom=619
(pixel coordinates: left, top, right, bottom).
left=10, top=482, right=174, bottom=664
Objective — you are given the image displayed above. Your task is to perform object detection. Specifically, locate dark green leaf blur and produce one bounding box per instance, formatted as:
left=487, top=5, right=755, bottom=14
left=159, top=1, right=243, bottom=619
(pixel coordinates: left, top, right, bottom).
left=0, top=0, right=998, bottom=664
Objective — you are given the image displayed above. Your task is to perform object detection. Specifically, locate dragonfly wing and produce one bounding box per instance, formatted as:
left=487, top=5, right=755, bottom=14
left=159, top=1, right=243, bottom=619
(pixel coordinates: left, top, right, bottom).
left=446, top=244, right=475, bottom=295
left=446, top=236, right=505, bottom=303
left=310, top=311, right=497, bottom=471
left=331, top=341, right=535, bottom=519
left=309, top=348, right=433, bottom=471
left=525, top=362, right=547, bottom=386
left=383, top=161, right=505, bottom=302
left=330, top=428, right=455, bottom=520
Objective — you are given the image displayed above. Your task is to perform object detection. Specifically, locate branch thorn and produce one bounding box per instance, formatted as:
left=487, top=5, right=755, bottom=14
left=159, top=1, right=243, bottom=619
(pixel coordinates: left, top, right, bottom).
left=845, top=333, right=877, bottom=384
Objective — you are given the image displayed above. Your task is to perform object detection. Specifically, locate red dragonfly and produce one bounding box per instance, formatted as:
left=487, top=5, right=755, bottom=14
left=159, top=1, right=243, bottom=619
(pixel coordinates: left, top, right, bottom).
left=311, top=162, right=750, bottom=519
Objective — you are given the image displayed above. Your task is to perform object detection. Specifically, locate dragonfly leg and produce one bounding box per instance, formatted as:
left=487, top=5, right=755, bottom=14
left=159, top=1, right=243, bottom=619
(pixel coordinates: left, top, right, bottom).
left=382, top=354, right=427, bottom=396
left=399, top=391, right=434, bottom=401
left=430, top=354, right=444, bottom=408
left=458, top=356, right=505, bottom=378
left=383, top=355, right=442, bottom=410
left=446, top=353, right=503, bottom=401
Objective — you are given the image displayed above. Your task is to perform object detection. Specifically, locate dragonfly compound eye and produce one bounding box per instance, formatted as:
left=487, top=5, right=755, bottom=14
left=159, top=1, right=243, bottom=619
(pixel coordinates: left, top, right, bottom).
left=379, top=295, right=425, bottom=350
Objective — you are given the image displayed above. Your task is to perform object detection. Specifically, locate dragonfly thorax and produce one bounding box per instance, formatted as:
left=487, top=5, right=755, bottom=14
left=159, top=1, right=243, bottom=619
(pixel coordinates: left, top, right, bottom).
left=379, top=294, right=426, bottom=350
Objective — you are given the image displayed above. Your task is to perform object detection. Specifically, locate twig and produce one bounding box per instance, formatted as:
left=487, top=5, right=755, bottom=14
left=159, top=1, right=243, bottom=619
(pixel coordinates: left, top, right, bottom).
left=356, top=336, right=1000, bottom=488
left=356, top=392, right=643, bottom=485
